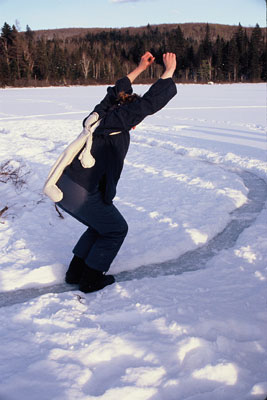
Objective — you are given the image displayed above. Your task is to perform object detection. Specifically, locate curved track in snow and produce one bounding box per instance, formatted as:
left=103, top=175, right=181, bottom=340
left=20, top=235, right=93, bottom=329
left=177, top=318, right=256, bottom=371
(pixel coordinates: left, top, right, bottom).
left=0, top=165, right=266, bottom=308
left=116, top=168, right=267, bottom=281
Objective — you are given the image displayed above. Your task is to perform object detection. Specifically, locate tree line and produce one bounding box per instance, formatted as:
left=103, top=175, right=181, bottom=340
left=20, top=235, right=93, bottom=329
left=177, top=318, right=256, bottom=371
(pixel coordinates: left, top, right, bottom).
left=0, top=22, right=265, bottom=87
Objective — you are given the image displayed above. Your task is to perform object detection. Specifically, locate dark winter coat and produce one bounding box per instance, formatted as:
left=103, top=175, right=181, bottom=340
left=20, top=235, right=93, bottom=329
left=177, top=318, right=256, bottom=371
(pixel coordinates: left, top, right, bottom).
left=64, top=76, right=177, bottom=204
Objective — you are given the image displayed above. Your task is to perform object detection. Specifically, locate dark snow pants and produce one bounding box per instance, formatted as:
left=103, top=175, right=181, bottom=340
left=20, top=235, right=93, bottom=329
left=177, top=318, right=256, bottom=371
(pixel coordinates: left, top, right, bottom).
left=56, top=174, right=128, bottom=272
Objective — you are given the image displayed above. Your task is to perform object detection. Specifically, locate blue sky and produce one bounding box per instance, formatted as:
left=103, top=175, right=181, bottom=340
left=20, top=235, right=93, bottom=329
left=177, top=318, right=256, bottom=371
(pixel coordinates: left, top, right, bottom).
left=0, top=0, right=265, bottom=31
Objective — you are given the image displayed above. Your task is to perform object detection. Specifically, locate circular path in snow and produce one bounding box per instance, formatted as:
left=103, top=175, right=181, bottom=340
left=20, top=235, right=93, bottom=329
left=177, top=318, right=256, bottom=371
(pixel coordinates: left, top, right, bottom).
left=0, top=166, right=266, bottom=308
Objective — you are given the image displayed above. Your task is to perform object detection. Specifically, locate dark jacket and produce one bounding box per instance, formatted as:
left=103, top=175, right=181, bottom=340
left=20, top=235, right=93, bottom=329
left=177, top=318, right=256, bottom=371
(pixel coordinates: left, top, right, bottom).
left=64, top=76, right=177, bottom=204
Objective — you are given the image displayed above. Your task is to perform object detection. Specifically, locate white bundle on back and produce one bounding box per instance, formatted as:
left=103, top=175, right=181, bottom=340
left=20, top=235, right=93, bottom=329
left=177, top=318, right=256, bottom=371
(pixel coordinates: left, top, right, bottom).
left=43, top=112, right=100, bottom=202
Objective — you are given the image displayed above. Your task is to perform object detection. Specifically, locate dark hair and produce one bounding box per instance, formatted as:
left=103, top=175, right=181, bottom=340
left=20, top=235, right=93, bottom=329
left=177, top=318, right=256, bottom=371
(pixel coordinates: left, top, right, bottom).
left=117, top=91, right=140, bottom=105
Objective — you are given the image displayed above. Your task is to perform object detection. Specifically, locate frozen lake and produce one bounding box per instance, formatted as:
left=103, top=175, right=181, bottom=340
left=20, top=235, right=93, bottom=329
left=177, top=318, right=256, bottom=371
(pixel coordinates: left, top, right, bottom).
left=0, top=83, right=266, bottom=400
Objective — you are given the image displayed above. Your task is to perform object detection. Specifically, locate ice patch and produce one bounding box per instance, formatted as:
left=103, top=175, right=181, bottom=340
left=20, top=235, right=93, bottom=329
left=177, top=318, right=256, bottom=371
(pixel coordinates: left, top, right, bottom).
left=184, top=227, right=208, bottom=245
left=250, top=381, right=267, bottom=396
left=122, top=366, right=166, bottom=387
left=235, top=245, right=257, bottom=264
left=192, top=362, right=238, bottom=385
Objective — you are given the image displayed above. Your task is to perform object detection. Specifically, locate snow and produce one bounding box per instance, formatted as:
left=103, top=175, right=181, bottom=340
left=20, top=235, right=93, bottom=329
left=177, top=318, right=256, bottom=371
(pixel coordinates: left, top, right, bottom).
left=0, top=83, right=266, bottom=400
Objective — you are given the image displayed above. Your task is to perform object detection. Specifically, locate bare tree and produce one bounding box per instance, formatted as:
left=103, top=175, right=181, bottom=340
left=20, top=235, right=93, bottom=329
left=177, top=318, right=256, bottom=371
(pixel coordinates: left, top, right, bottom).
left=81, top=52, right=91, bottom=80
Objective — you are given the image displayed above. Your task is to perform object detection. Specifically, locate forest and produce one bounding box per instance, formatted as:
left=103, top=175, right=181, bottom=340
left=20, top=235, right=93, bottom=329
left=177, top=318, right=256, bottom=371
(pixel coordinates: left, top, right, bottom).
left=0, top=22, right=265, bottom=87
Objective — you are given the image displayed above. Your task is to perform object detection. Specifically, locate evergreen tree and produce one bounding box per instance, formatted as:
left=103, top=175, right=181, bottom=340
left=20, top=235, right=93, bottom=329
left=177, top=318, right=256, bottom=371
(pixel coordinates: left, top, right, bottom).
left=212, top=36, right=224, bottom=81
left=23, top=25, right=35, bottom=81
left=25, top=25, right=34, bottom=42
left=0, top=23, right=13, bottom=85
left=249, top=24, right=264, bottom=81
left=33, top=39, right=49, bottom=81
left=1, top=22, right=14, bottom=46
left=234, top=24, right=250, bottom=81
left=202, top=24, right=213, bottom=80
left=228, top=38, right=239, bottom=81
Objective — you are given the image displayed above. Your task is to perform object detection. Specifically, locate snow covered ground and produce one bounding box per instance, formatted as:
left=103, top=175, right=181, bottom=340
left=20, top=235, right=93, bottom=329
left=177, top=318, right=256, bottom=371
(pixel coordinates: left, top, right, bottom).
left=0, top=83, right=266, bottom=400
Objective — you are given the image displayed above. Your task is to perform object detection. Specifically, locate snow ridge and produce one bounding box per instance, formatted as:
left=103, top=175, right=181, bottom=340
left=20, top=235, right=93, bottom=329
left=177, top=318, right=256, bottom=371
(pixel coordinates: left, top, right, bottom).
left=0, top=168, right=266, bottom=307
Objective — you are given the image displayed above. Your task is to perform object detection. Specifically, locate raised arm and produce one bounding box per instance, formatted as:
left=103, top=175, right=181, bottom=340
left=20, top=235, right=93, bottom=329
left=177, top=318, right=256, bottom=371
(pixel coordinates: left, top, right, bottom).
left=126, top=51, right=155, bottom=83
left=161, top=52, right=177, bottom=79
left=127, top=51, right=177, bottom=82
left=103, top=53, right=177, bottom=133
left=86, top=52, right=177, bottom=131
left=83, top=52, right=154, bottom=126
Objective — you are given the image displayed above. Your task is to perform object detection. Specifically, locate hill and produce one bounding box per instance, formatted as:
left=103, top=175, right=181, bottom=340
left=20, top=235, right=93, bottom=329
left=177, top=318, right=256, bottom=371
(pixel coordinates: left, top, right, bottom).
left=1, top=21, right=265, bottom=86
left=33, top=22, right=261, bottom=42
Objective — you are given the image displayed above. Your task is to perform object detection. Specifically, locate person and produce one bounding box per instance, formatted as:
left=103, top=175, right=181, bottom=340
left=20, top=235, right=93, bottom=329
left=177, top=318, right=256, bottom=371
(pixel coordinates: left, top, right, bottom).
left=55, top=52, right=177, bottom=293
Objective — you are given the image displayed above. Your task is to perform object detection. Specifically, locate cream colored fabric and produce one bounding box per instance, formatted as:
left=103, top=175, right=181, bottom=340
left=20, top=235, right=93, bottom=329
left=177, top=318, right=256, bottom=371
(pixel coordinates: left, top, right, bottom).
left=43, top=112, right=100, bottom=202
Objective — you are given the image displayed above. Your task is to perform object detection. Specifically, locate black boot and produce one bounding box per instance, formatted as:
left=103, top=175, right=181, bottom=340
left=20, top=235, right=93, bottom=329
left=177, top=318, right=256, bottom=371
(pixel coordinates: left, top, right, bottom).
left=79, top=265, right=115, bottom=293
left=65, top=255, right=86, bottom=284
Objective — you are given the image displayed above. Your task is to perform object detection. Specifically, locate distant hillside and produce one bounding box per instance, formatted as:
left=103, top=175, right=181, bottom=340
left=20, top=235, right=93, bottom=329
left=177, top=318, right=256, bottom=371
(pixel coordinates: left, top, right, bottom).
left=1, top=21, right=266, bottom=87
left=33, top=22, right=262, bottom=42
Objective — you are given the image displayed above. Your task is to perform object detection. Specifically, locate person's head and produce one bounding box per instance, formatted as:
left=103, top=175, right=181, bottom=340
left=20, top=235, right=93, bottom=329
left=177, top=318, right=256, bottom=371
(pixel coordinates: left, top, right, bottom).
left=116, top=91, right=140, bottom=105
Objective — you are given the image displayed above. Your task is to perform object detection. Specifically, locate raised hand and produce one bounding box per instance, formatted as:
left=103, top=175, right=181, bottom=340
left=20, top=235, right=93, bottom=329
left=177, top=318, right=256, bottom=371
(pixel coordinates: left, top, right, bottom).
left=127, top=51, right=155, bottom=83
left=163, top=53, right=176, bottom=73
left=138, top=51, right=155, bottom=71
left=161, top=52, right=177, bottom=79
